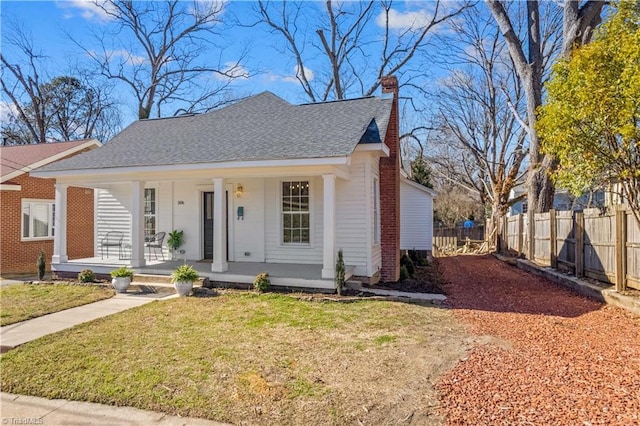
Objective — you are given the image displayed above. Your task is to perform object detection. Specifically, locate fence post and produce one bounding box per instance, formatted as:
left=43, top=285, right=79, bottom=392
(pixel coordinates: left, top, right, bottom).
left=503, top=216, right=509, bottom=252
left=615, top=209, right=627, bottom=292
left=575, top=211, right=584, bottom=278
left=528, top=210, right=535, bottom=261
left=550, top=209, right=557, bottom=269
left=517, top=214, right=524, bottom=256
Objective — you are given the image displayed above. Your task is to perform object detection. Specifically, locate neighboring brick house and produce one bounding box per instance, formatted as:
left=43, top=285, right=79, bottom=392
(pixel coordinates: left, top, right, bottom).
left=0, top=140, right=101, bottom=275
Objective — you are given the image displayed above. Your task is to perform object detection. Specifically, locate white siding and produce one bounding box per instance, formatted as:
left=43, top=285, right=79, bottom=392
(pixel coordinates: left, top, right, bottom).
left=400, top=180, right=433, bottom=251
left=265, top=176, right=323, bottom=264
left=95, top=185, right=132, bottom=255
left=369, top=157, right=382, bottom=275
left=231, top=178, right=265, bottom=262
left=336, top=152, right=370, bottom=276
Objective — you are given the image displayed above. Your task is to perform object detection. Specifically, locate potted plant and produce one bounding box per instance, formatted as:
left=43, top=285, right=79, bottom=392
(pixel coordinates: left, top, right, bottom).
left=111, top=266, right=134, bottom=293
left=171, top=264, right=199, bottom=297
left=167, top=229, right=184, bottom=260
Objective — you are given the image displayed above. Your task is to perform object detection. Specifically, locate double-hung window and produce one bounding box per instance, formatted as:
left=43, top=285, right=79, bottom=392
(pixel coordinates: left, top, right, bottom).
left=282, top=181, right=310, bottom=244
left=144, top=188, right=156, bottom=237
left=22, top=200, right=55, bottom=240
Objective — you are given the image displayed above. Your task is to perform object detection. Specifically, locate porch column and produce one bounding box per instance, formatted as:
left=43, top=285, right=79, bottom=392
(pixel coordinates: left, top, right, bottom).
left=130, top=181, right=146, bottom=267
left=211, top=177, right=228, bottom=272
left=52, top=183, right=68, bottom=264
left=322, top=174, right=337, bottom=279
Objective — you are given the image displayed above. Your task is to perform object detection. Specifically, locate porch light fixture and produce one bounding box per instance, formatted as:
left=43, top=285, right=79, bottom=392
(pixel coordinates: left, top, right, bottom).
left=235, top=184, right=244, bottom=198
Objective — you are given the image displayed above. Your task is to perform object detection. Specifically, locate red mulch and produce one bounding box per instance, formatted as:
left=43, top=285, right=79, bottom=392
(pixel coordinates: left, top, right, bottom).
left=437, top=255, right=640, bottom=425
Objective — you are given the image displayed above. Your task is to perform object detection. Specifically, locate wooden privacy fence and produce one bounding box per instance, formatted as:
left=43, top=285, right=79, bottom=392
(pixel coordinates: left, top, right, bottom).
left=499, top=207, right=640, bottom=292
left=432, top=225, right=487, bottom=256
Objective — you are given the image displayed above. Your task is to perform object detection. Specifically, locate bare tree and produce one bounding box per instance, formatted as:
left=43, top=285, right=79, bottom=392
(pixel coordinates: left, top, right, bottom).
left=254, top=0, right=471, bottom=102
left=0, top=28, right=49, bottom=144
left=487, top=0, right=605, bottom=213
left=78, top=0, right=247, bottom=119
left=429, top=6, right=533, bottom=242
left=1, top=27, right=120, bottom=144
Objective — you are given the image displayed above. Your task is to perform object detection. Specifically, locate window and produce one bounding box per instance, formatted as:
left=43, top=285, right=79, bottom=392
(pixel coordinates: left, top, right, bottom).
left=282, top=181, right=310, bottom=244
left=144, top=188, right=156, bottom=237
left=373, top=178, right=380, bottom=244
left=22, top=200, right=54, bottom=240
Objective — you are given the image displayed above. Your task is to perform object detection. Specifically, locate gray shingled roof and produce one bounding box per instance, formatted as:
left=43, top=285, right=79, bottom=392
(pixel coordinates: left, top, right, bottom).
left=37, top=92, right=393, bottom=172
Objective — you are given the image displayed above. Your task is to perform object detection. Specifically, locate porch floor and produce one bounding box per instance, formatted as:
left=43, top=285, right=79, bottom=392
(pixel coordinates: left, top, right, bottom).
left=56, top=257, right=349, bottom=290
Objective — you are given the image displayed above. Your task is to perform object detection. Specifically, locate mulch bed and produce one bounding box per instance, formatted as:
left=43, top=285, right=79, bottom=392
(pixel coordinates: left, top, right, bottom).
left=367, top=260, right=446, bottom=294
left=436, top=254, right=640, bottom=425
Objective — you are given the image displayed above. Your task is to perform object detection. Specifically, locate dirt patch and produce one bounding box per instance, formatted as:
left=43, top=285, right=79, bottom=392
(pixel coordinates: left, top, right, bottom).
left=368, top=260, right=447, bottom=294
left=437, top=254, right=640, bottom=425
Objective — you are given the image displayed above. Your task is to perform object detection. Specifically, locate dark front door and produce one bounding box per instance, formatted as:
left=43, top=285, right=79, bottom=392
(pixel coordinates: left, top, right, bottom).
left=203, top=191, right=228, bottom=260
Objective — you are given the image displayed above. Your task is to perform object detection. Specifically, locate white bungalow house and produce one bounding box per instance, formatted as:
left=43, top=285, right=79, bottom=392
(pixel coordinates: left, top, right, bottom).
left=32, top=76, right=431, bottom=290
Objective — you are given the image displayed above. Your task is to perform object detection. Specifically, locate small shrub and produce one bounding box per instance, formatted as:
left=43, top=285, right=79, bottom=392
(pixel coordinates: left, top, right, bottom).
left=335, top=249, right=345, bottom=295
left=400, top=254, right=415, bottom=276
left=110, top=266, right=134, bottom=279
left=171, top=264, right=199, bottom=283
left=78, top=269, right=95, bottom=283
left=408, top=249, right=419, bottom=264
left=399, top=265, right=409, bottom=281
left=37, top=249, right=46, bottom=280
left=253, top=272, right=270, bottom=292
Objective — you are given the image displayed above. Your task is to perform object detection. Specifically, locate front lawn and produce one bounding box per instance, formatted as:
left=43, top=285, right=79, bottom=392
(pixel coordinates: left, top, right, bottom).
left=0, top=293, right=467, bottom=425
left=0, top=283, right=115, bottom=326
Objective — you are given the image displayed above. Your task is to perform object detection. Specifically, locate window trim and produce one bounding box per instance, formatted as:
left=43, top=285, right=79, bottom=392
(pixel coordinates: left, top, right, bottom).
left=280, top=179, right=313, bottom=247
left=21, top=199, right=55, bottom=241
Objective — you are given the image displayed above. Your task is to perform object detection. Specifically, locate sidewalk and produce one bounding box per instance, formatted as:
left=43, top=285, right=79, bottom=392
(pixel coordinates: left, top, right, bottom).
left=0, top=293, right=174, bottom=353
left=1, top=393, right=229, bottom=425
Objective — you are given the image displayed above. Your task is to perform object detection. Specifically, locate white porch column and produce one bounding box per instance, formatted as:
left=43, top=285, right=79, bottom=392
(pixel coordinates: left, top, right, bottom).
left=52, top=183, right=68, bottom=264
left=211, top=177, right=228, bottom=272
left=322, top=174, right=337, bottom=279
left=130, top=181, right=146, bottom=267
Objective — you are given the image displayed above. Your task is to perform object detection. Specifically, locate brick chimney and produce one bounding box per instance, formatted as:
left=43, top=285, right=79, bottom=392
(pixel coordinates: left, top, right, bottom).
left=379, top=75, right=400, bottom=282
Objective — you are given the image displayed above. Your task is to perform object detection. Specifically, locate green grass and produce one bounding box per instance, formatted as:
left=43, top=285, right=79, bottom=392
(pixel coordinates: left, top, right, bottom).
left=0, top=283, right=115, bottom=326
left=0, top=292, right=466, bottom=425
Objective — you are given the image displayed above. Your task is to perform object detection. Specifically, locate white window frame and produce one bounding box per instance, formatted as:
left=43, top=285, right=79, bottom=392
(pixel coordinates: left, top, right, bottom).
left=373, top=178, right=380, bottom=244
left=280, top=179, right=312, bottom=246
left=144, top=187, right=157, bottom=238
left=21, top=199, right=55, bottom=241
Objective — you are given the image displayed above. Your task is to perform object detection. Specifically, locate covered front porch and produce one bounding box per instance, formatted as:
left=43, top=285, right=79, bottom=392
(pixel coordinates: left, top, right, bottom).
left=53, top=257, right=354, bottom=290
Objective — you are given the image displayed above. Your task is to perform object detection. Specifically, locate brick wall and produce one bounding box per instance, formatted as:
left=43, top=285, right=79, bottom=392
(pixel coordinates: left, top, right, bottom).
left=1, top=175, right=94, bottom=275
left=379, top=75, right=400, bottom=282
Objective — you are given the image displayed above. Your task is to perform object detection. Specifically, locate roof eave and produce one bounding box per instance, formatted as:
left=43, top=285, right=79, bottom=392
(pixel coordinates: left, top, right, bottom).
left=30, top=155, right=352, bottom=179
left=1, top=139, right=101, bottom=183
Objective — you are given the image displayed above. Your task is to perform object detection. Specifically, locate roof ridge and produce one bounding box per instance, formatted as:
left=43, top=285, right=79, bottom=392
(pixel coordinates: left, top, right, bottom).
left=298, top=95, right=378, bottom=107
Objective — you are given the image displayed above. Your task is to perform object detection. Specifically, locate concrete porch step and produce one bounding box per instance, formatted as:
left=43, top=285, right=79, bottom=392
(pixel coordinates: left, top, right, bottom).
left=128, top=282, right=177, bottom=294
left=132, top=274, right=207, bottom=291
left=133, top=274, right=173, bottom=284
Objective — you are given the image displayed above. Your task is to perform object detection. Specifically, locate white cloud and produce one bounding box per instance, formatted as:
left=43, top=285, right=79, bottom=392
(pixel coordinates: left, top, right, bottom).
left=377, top=9, right=433, bottom=31
left=282, top=65, right=314, bottom=84
left=56, top=0, right=115, bottom=22
left=0, top=102, right=18, bottom=124
left=106, top=49, right=147, bottom=65
left=215, top=62, right=250, bottom=81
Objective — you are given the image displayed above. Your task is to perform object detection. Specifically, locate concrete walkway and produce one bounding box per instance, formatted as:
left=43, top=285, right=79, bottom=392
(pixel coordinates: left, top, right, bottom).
left=0, top=293, right=174, bottom=352
left=1, top=393, right=229, bottom=425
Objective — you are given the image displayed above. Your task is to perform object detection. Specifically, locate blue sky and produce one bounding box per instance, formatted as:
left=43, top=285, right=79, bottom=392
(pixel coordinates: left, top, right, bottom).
left=1, top=0, right=452, bottom=131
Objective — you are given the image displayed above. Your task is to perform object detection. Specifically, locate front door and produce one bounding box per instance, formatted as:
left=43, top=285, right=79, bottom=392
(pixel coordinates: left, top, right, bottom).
left=203, top=191, right=228, bottom=260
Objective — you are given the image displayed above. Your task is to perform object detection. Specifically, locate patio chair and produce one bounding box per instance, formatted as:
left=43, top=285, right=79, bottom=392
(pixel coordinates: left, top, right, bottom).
left=101, top=231, right=125, bottom=260
left=145, top=232, right=166, bottom=260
